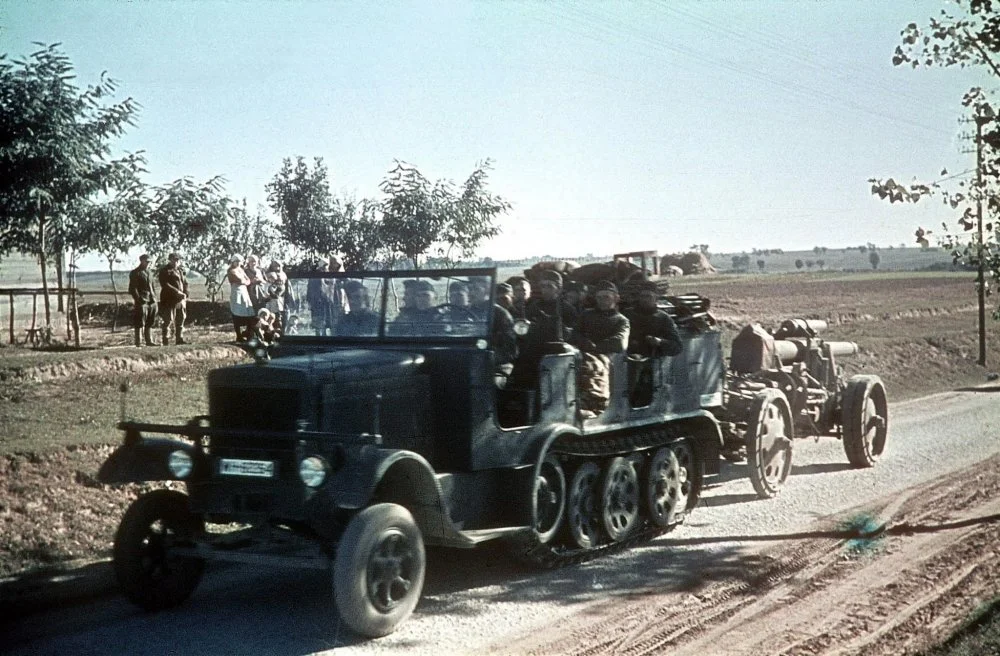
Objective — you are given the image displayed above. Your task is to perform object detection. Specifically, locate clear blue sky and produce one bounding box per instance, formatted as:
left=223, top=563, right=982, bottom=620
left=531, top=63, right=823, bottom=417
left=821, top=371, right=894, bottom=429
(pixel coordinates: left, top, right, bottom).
left=0, top=1, right=989, bottom=262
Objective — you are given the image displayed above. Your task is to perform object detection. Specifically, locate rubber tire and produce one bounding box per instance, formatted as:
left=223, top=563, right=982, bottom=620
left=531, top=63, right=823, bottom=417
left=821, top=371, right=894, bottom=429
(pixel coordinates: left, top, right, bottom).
left=566, top=462, right=603, bottom=549
left=746, top=389, right=794, bottom=499
left=333, top=503, right=426, bottom=638
left=113, top=489, right=205, bottom=611
left=842, top=375, right=889, bottom=468
left=601, top=457, right=640, bottom=541
left=533, top=455, right=567, bottom=544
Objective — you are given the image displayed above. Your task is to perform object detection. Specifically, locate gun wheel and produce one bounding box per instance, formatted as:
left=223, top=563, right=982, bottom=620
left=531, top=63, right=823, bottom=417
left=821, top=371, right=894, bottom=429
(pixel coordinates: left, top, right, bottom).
left=746, top=389, right=794, bottom=499
left=842, top=375, right=889, bottom=468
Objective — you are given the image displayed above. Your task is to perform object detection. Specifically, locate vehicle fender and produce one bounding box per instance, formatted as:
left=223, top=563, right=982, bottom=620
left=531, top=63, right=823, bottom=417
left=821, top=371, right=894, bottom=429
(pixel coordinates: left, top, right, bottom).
left=321, top=447, right=456, bottom=544
left=523, top=422, right=582, bottom=468
left=97, top=437, right=197, bottom=483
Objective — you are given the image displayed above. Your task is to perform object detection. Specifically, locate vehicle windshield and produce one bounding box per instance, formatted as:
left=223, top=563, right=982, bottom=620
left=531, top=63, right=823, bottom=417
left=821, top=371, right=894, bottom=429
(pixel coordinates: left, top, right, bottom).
left=282, top=269, right=496, bottom=341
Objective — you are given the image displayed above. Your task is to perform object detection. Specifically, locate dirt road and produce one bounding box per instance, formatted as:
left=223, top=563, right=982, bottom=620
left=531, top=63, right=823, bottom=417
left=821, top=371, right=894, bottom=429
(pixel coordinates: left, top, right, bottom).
left=3, top=388, right=1000, bottom=656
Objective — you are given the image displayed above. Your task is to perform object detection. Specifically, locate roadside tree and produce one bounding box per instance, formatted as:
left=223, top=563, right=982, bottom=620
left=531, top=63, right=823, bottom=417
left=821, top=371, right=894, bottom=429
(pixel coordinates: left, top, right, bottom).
left=0, top=44, right=141, bottom=327
left=379, top=159, right=510, bottom=268
left=868, top=0, right=999, bottom=363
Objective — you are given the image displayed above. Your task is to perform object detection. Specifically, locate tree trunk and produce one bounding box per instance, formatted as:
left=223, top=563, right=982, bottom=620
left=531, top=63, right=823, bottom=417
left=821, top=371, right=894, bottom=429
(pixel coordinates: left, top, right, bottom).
left=39, top=213, right=51, bottom=327
left=55, top=247, right=64, bottom=313
left=108, top=259, right=119, bottom=333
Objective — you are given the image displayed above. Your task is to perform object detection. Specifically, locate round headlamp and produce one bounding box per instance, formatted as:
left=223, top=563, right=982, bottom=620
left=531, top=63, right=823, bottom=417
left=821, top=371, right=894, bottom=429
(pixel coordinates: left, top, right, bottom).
left=168, top=450, right=193, bottom=479
left=299, top=456, right=328, bottom=488
left=513, top=320, right=530, bottom=337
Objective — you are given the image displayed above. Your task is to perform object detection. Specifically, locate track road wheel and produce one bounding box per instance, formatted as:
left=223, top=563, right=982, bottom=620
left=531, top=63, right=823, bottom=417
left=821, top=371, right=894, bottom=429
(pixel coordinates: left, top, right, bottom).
left=567, top=461, right=603, bottom=549
left=746, top=389, right=794, bottom=499
left=333, top=503, right=426, bottom=638
left=601, top=457, right=640, bottom=541
left=842, top=375, right=889, bottom=468
left=113, top=489, right=205, bottom=611
left=533, top=455, right=567, bottom=544
left=645, top=447, right=684, bottom=527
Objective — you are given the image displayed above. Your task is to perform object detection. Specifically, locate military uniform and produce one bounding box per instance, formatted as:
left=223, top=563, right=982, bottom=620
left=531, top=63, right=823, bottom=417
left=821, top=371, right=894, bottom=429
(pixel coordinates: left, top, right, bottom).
left=337, top=308, right=380, bottom=336
left=158, top=257, right=189, bottom=345
left=625, top=306, right=682, bottom=357
left=128, top=259, right=157, bottom=346
left=575, top=307, right=629, bottom=355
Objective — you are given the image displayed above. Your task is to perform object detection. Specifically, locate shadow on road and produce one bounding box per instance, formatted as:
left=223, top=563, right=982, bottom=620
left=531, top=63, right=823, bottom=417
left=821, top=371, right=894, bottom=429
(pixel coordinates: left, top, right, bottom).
left=791, top=462, right=853, bottom=476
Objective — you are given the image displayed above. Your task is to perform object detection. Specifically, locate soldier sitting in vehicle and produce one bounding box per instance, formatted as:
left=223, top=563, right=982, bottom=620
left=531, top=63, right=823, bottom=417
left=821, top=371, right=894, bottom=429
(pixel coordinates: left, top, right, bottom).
left=625, top=280, right=682, bottom=358
left=574, top=280, right=630, bottom=418
left=337, top=281, right=380, bottom=337
left=624, top=280, right=682, bottom=406
left=391, top=280, right=440, bottom=334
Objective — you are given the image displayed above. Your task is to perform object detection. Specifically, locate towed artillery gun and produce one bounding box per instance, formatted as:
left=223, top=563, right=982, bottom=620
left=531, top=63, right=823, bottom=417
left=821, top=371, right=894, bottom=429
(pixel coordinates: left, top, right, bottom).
left=716, top=318, right=889, bottom=498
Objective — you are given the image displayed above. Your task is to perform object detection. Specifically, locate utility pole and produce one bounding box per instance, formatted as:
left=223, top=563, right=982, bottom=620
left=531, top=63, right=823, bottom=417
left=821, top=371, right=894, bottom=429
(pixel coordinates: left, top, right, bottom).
left=976, top=109, right=986, bottom=367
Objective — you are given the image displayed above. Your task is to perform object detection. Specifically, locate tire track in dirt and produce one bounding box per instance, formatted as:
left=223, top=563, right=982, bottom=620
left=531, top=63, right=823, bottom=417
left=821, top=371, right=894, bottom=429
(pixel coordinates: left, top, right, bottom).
left=497, top=456, right=1000, bottom=656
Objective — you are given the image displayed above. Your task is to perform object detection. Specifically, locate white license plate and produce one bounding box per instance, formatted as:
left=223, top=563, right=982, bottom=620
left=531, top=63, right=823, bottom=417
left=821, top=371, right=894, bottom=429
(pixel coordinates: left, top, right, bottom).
left=219, top=458, right=275, bottom=478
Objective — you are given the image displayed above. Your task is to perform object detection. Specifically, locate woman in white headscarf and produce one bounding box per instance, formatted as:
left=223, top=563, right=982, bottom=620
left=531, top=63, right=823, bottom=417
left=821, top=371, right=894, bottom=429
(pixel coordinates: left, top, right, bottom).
left=227, top=254, right=255, bottom=341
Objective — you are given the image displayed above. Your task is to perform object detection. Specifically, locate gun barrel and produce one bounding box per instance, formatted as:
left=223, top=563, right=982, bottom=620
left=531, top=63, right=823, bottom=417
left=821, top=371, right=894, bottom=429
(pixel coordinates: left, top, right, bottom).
left=774, top=339, right=859, bottom=364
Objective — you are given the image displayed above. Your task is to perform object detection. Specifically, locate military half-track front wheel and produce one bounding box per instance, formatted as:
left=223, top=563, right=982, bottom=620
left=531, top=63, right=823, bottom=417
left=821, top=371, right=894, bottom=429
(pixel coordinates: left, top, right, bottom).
left=333, top=503, right=426, bottom=638
left=746, top=389, right=794, bottom=499
left=601, top=457, right=640, bottom=541
left=113, top=489, right=205, bottom=611
left=842, top=375, right=889, bottom=468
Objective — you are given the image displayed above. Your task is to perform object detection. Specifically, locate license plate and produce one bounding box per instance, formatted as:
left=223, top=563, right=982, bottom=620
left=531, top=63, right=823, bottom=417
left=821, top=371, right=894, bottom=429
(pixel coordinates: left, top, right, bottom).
left=218, top=458, right=275, bottom=478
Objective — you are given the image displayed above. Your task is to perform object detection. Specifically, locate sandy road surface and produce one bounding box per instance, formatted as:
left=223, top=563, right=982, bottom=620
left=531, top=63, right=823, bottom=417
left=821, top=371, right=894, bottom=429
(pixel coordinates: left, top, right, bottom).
left=3, top=389, right=1000, bottom=656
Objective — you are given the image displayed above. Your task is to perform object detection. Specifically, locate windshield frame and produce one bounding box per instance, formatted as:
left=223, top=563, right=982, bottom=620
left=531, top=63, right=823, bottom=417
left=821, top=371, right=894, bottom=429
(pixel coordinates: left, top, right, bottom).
left=279, top=266, right=499, bottom=345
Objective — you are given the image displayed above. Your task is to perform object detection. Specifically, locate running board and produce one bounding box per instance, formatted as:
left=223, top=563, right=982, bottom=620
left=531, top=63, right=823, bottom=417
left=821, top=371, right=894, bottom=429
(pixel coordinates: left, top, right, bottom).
left=454, top=525, right=531, bottom=546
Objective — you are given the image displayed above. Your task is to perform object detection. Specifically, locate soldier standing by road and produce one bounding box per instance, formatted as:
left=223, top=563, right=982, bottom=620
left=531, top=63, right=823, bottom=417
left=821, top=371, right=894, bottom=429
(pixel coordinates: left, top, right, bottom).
left=158, top=252, right=189, bottom=345
left=128, top=254, right=157, bottom=347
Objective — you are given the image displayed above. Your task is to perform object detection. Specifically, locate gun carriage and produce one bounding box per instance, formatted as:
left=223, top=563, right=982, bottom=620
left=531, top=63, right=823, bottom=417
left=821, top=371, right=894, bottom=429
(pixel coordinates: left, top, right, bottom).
left=717, top=318, right=889, bottom=498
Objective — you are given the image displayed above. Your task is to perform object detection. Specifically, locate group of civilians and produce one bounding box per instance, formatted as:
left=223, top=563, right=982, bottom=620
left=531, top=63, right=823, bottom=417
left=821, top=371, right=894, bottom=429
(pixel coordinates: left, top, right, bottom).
left=226, top=254, right=290, bottom=344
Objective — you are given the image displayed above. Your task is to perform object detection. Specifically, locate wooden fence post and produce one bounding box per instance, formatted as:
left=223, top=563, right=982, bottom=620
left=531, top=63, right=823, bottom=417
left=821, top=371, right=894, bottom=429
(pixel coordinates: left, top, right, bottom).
left=7, top=293, right=13, bottom=345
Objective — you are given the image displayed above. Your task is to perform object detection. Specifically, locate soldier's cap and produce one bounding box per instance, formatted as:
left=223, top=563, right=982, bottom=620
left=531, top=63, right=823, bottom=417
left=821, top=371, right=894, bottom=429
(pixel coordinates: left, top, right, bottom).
left=343, top=280, right=366, bottom=294
left=413, top=280, right=435, bottom=294
left=633, top=280, right=659, bottom=293
left=468, top=276, right=490, bottom=287
left=594, top=280, right=619, bottom=294
left=168, top=252, right=181, bottom=261
left=496, top=282, right=513, bottom=294
left=538, top=270, right=563, bottom=288
left=506, top=275, right=528, bottom=286
left=139, top=253, right=150, bottom=262
left=450, top=281, right=470, bottom=293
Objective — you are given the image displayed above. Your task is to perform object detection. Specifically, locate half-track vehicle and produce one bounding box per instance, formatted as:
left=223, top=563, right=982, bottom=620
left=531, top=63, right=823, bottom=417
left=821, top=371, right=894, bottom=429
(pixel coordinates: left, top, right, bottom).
left=98, top=267, right=726, bottom=637
left=716, top=318, right=890, bottom=498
